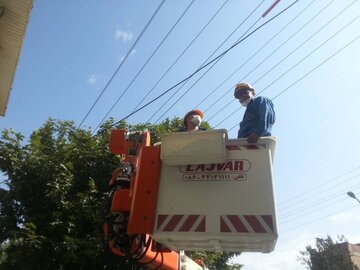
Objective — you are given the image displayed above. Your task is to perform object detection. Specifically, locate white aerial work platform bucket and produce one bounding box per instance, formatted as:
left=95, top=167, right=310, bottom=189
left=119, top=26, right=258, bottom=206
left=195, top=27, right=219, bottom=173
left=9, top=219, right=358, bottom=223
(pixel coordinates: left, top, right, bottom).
left=160, top=129, right=228, bottom=165
left=152, top=130, right=277, bottom=253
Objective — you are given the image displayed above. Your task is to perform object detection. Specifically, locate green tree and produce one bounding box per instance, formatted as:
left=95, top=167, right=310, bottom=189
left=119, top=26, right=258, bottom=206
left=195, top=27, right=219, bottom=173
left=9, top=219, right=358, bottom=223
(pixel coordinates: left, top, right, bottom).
left=298, top=235, right=359, bottom=270
left=0, top=119, right=137, bottom=269
left=186, top=251, right=242, bottom=270
left=0, top=117, right=238, bottom=269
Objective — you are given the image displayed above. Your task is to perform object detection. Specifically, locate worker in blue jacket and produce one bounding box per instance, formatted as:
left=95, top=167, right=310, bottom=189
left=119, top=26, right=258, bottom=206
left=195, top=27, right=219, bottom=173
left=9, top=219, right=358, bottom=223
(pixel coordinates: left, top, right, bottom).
left=234, top=82, right=275, bottom=143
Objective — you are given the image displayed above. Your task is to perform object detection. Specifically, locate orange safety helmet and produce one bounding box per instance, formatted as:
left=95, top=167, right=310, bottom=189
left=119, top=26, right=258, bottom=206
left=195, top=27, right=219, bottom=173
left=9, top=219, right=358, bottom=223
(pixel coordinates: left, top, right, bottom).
left=183, top=109, right=204, bottom=127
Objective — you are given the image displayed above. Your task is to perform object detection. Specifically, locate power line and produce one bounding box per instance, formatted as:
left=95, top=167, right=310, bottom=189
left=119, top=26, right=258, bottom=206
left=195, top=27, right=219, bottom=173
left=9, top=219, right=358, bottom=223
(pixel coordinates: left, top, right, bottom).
left=153, top=0, right=286, bottom=123
left=196, top=0, right=316, bottom=111
left=150, top=0, right=286, bottom=124
left=220, top=36, right=360, bottom=228
left=278, top=167, right=360, bottom=209
left=281, top=204, right=359, bottom=233
left=209, top=3, right=338, bottom=121
left=108, top=0, right=300, bottom=129
left=214, top=7, right=360, bottom=128
left=279, top=179, right=360, bottom=221
left=279, top=180, right=360, bottom=219
left=253, top=0, right=357, bottom=86
left=92, top=0, right=196, bottom=133
left=280, top=197, right=350, bottom=225
left=152, top=17, right=264, bottom=124
left=77, top=0, right=166, bottom=128
left=201, top=0, right=329, bottom=115
left=150, top=0, right=276, bottom=123
left=209, top=96, right=244, bottom=122
left=292, top=217, right=359, bottom=238
left=210, top=0, right=355, bottom=125
left=227, top=28, right=360, bottom=133
left=147, top=1, right=267, bottom=124
left=219, top=35, right=360, bottom=228
left=129, top=0, right=230, bottom=115
left=270, top=31, right=360, bottom=103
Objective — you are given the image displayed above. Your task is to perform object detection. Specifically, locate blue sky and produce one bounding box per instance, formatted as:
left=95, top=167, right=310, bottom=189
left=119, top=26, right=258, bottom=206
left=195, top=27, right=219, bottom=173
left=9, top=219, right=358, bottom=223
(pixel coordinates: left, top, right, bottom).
left=2, top=0, right=360, bottom=269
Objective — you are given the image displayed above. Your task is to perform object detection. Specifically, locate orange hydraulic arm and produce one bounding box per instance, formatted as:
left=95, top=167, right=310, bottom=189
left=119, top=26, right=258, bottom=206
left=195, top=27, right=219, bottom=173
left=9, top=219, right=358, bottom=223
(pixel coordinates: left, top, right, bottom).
left=103, top=129, right=179, bottom=270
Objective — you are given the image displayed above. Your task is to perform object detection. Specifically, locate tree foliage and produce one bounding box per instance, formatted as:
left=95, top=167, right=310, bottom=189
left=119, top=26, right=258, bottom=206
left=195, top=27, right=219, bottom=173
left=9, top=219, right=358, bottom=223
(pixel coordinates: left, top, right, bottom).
left=0, top=117, right=238, bottom=269
left=298, top=235, right=359, bottom=270
left=186, top=251, right=242, bottom=270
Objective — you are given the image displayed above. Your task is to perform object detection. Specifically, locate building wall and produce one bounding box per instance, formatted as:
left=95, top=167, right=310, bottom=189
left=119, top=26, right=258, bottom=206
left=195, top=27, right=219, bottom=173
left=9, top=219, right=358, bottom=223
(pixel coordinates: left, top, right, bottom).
left=348, top=243, right=360, bottom=268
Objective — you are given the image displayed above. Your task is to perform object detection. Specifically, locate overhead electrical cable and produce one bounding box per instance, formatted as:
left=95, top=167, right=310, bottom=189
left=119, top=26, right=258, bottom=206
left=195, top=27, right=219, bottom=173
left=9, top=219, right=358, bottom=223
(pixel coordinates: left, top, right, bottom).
left=279, top=183, right=360, bottom=219
left=207, top=0, right=338, bottom=121
left=279, top=196, right=356, bottom=225
left=288, top=217, right=358, bottom=238
left=149, top=0, right=271, bottom=124
left=279, top=180, right=360, bottom=221
left=279, top=189, right=360, bottom=225
left=93, top=0, right=231, bottom=134
left=227, top=31, right=360, bottom=135
left=214, top=8, right=360, bottom=128
left=159, top=0, right=335, bottom=122
left=152, top=17, right=264, bottom=124
left=108, top=0, right=300, bottom=129
left=130, top=0, right=230, bottom=114
left=269, top=32, right=360, bottom=102
left=146, top=0, right=266, bottom=123
left=200, top=0, right=329, bottom=113
left=281, top=204, right=359, bottom=233
left=193, top=0, right=311, bottom=110
left=259, top=168, right=360, bottom=230
left=92, top=0, right=196, bottom=133
left=278, top=166, right=360, bottom=206
left=77, top=0, right=166, bottom=128
left=278, top=173, right=360, bottom=213
left=210, top=0, right=356, bottom=125
left=275, top=173, right=360, bottom=232
left=252, top=0, right=357, bottom=86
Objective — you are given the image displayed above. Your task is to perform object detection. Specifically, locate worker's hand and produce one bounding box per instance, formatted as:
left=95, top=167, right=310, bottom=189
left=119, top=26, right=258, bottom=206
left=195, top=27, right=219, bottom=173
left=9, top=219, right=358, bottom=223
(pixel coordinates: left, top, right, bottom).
left=247, top=133, right=260, bottom=143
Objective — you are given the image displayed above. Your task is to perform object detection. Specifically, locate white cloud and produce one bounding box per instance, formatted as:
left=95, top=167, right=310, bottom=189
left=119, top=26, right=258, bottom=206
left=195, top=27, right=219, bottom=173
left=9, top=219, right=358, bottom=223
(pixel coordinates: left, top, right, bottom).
left=329, top=209, right=359, bottom=225
left=88, top=74, right=98, bottom=85
left=115, top=30, right=133, bottom=43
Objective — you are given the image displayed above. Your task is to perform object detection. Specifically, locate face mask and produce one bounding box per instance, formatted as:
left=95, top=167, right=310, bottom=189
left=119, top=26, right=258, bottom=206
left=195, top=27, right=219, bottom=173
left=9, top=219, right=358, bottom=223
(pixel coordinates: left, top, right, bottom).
left=240, top=97, right=252, bottom=107
left=191, top=115, right=202, bottom=126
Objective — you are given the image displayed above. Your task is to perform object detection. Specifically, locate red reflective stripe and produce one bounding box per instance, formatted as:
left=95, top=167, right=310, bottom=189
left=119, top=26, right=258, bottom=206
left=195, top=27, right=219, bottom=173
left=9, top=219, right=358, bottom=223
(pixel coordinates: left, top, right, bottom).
left=244, top=145, right=259, bottom=149
left=261, top=215, right=274, bottom=231
left=195, top=216, right=206, bottom=232
left=163, top=215, right=183, bottom=231
left=157, top=215, right=167, bottom=230
left=244, top=215, right=266, bottom=233
left=226, top=145, right=240, bottom=150
left=228, top=215, right=248, bottom=232
left=227, top=144, right=267, bottom=150
left=157, top=215, right=206, bottom=232
left=220, top=216, right=231, bottom=232
left=179, top=215, right=199, bottom=232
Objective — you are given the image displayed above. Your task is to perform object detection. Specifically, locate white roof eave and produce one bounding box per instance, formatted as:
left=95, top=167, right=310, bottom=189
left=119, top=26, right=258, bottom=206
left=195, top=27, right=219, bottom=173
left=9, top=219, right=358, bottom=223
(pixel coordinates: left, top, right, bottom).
left=0, top=0, right=33, bottom=116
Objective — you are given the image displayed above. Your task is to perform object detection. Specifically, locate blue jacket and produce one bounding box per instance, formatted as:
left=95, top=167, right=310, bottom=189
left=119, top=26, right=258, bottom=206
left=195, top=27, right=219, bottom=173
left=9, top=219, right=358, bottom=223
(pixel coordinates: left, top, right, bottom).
left=237, top=96, right=275, bottom=139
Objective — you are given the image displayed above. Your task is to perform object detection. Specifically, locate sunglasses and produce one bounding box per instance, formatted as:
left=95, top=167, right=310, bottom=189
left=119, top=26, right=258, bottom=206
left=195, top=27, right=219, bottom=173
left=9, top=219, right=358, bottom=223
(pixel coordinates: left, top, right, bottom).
left=235, top=89, right=250, bottom=98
